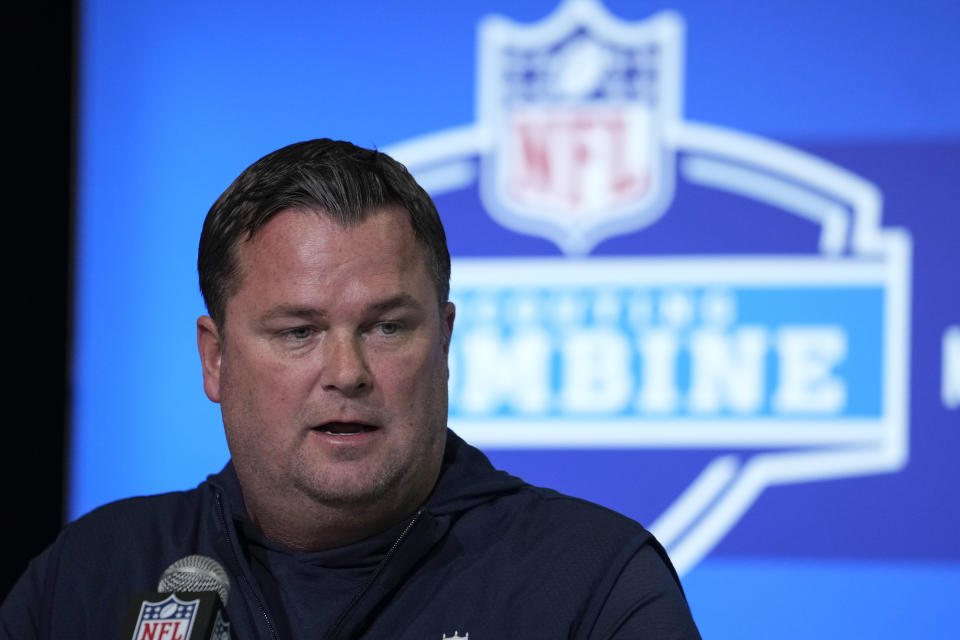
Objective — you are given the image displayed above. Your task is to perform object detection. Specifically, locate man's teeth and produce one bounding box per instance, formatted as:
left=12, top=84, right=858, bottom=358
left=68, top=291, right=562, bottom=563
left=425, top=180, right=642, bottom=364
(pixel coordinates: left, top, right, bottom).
left=319, top=423, right=371, bottom=435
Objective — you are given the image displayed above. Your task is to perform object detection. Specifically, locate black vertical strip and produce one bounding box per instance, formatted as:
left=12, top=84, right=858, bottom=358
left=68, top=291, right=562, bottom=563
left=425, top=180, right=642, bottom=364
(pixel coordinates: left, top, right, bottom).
left=0, top=0, right=76, bottom=600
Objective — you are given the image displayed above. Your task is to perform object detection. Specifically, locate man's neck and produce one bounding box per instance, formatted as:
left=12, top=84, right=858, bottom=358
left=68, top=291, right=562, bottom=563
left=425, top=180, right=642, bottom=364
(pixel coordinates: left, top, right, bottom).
left=237, top=470, right=439, bottom=552
left=248, top=498, right=416, bottom=552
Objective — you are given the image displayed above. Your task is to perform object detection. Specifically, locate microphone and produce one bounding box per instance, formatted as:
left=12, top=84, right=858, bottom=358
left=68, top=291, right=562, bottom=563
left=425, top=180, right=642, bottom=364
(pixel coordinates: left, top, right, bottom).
left=122, top=555, right=232, bottom=640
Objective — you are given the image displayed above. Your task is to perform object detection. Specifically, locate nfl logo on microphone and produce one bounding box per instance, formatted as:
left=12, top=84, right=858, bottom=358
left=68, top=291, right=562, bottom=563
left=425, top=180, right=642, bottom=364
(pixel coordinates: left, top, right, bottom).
left=130, top=594, right=198, bottom=640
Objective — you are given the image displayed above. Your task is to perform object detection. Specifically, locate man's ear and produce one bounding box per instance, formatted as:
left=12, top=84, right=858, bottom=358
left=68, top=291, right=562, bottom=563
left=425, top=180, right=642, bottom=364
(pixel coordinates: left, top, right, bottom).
left=441, top=302, right=456, bottom=355
left=197, top=316, right=223, bottom=403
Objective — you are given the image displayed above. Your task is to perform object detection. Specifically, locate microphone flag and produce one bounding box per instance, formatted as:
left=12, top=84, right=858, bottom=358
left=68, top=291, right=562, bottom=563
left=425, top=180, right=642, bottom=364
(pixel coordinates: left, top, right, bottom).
left=123, top=591, right=229, bottom=640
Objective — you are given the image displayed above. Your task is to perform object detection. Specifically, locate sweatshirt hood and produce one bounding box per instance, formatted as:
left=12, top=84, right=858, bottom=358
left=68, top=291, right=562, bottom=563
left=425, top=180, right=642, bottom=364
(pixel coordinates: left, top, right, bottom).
left=422, top=429, right=527, bottom=516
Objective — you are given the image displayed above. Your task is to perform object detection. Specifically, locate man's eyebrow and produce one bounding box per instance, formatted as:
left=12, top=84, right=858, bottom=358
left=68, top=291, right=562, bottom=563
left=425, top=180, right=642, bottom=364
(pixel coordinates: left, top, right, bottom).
left=257, top=295, right=423, bottom=322
left=260, top=305, right=326, bottom=322
left=366, top=293, right=424, bottom=315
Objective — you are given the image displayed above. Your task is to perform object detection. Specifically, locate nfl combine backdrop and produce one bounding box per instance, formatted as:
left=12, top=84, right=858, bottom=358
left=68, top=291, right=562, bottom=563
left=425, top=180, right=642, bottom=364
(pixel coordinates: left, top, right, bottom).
left=72, top=1, right=960, bottom=637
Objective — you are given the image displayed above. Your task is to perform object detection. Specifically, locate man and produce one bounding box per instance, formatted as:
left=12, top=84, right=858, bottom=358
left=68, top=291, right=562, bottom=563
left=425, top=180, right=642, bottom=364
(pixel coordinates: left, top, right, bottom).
left=2, top=140, right=700, bottom=638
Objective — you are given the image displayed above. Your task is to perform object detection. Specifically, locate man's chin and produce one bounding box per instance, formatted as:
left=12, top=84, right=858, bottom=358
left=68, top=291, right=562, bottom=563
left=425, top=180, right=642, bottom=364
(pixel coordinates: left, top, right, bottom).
left=294, top=465, right=399, bottom=509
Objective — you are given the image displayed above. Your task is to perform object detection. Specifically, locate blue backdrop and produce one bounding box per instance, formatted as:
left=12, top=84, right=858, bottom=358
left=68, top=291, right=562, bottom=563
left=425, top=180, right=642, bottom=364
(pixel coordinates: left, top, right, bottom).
left=72, top=1, right=960, bottom=636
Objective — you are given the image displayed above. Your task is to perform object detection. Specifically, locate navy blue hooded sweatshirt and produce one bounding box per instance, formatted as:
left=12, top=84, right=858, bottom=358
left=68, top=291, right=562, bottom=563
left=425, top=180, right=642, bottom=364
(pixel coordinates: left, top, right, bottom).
left=1, top=432, right=700, bottom=639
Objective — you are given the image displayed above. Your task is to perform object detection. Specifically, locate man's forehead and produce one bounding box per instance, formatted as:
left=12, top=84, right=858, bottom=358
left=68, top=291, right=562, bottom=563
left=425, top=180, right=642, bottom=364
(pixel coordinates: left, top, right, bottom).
left=225, top=206, right=435, bottom=307
left=235, top=206, right=415, bottom=262
left=246, top=205, right=415, bottom=244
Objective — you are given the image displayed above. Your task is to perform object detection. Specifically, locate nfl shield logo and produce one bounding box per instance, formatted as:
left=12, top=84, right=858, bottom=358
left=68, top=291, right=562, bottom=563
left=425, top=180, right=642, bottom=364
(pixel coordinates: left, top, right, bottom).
left=478, top=0, right=682, bottom=255
left=130, top=594, right=199, bottom=640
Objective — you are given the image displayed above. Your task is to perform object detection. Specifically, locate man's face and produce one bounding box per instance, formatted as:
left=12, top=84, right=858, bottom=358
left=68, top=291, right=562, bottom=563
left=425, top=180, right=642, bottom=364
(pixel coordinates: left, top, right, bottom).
left=198, top=207, right=454, bottom=522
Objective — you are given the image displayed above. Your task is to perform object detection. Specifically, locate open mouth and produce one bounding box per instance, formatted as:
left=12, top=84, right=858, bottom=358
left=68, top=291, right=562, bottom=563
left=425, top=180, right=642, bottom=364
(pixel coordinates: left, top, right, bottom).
left=313, top=422, right=378, bottom=436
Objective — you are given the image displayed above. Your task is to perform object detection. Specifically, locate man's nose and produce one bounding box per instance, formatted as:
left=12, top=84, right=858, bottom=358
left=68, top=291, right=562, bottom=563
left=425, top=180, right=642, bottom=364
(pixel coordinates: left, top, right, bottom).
left=320, top=331, right=371, bottom=396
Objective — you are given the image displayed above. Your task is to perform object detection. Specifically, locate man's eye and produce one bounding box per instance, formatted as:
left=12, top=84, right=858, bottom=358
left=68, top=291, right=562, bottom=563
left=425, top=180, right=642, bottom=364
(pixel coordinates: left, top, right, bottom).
left=285, top=327, right=314, bottom=340
left=377, top=322, right=401, bottom=336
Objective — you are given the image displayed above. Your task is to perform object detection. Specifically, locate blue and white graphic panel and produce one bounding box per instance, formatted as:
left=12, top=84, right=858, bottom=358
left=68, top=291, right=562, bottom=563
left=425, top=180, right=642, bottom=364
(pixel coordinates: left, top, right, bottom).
left=73, top=0, right=960, bottom=638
